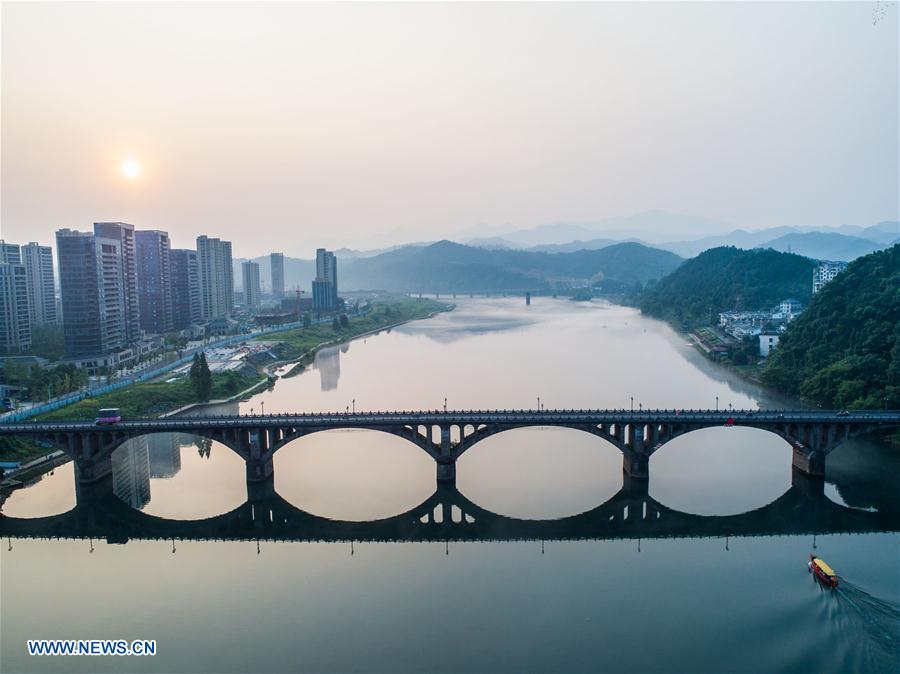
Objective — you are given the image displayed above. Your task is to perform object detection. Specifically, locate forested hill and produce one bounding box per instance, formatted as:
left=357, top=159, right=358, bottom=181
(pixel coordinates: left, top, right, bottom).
left=339, top=240, right=682, bottom=292
left=762, top=245, right=899, bottom=409
left=638, top=246, right=815, bottom=326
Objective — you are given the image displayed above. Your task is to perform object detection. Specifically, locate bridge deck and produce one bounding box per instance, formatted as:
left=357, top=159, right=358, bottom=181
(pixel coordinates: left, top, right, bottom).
left=1, top=409, right=898, bottom=433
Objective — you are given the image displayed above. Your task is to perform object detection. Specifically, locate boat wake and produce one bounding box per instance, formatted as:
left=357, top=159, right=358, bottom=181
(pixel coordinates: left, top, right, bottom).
left=835, top=580, right=900, bottom=655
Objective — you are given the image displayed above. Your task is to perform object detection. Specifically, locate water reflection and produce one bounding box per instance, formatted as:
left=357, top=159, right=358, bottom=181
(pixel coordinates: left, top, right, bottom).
left=2, top=470, right=897, bottom=546
left=649, top=427, right=792, bottom=516
left=107, top=433, right=246, bottom=520
left=824, top=438, right=900, bottom=513
left=273, top=429, right=434, bottom=521
left=110, top=438, right=151, bottom=509
left=314, top=345, right=342, bottom=391
left=458, top=427, right=623, bottom=519
left=147, top=433, right=182, bottom=478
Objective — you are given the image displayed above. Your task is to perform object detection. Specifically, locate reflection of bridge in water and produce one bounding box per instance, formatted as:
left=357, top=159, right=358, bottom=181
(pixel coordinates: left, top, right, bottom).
left=2, top=471, right=897, bottom=545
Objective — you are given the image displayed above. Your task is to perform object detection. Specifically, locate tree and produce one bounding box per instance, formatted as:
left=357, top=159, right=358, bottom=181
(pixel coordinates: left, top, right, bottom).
left=332, top=316, right=341, bottom=331
left=339, top=314, right=349, bottom=329
left=302, top=313, right=311, bottom=328
left=190, top=352, right=213, bottom=401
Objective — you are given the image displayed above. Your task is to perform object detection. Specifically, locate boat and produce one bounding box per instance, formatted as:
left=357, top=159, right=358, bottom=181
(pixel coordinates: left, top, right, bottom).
left=809, top=555, right=839, bottom=588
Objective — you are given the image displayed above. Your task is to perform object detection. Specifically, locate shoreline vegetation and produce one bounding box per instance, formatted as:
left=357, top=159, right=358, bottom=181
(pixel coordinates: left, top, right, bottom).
left=0, top=297, right=450, bottom=464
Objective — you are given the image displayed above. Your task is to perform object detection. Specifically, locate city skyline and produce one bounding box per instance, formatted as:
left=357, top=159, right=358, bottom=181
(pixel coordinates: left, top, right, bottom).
left=2, top=2, right=897, bottom=255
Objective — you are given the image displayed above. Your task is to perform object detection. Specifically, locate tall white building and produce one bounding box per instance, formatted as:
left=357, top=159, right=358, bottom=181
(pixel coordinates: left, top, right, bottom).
left=313, top=248, right=338, bottom=311
left=0, top=261, right=32, bottom=351
left=21, top=243, right=57, bottom=326
left=196, top=236, right=234, bottom=320
left=93, top=223, right=140, bottom=343
left=242, top=260, right=261, bottom=313
left=270, top=252, right=285, bottom=298
left=813, top=260, right=848, bottom=293
left=56, top=229, right=127, bottom=358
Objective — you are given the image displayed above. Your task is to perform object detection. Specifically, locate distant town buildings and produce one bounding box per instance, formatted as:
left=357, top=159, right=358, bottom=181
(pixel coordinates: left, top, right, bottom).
left=22, top=243, right=57, bottom=326
left=197, top=235, right=234, bottom=320
left=270, top=252, right=285, bottom=298
left=718, top=298, right=804, bottom=340
left=813, top=260, right=848, bottom=294
left=170, top=249, right=202, bottom=330
left=312, top=248, right=338, bottom=311
left=242, top=260, right=261, bottom=313
left=135, top=230, right=173, bottom=334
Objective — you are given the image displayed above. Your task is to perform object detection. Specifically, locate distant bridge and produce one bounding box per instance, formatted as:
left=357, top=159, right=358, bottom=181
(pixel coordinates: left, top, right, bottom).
left=1, top=410, right=898, bottom=488
left=2, top=470, right=896, bottom=546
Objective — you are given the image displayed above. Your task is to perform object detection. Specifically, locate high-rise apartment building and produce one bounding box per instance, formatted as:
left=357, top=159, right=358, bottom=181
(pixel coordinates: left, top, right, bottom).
left=242, top=260, right=261, bottom=313
left=312, top=248, right=338, bottom=311
left=135, top=230, right=173, bottom=334
left=270, top=252, right=285, bottom=298
left=196, top=235, right=234, bottom=320
left=94, top=222, right=140, bottom=342
left=170, top=249, right=202, bottom=330
left=0, top=241, right=22, bottom=264
left=21, top=243, right=57, bottom=326
left=56, top=229, right=127, bottom=357
left=0, top=261, right=32, bottom=351
left=812, top=261, right=848, bottom=294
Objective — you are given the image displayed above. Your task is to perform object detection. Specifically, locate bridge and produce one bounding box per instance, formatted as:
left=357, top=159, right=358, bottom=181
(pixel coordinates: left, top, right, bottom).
left=1, top=409, right=898, bottom=488
left=1, top=470, right=897, bottom=546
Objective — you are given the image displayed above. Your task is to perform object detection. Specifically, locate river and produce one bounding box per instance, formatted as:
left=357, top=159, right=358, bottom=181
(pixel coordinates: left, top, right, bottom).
left=2, top=298, right=898, bottom=673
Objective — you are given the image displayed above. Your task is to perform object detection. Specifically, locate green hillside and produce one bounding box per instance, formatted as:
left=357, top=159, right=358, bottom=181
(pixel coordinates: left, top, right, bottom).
left=639, top=246, right=815, bottom=327
left=763, top=245, right=899, bottom=409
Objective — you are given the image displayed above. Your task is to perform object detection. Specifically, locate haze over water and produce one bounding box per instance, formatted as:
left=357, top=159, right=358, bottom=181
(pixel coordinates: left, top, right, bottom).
left=2, top=299, right=898, bottom=673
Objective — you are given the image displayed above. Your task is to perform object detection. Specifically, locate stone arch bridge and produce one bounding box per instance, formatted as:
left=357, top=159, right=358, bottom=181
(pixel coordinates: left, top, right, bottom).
left=1, top=409, right=897, bottom=486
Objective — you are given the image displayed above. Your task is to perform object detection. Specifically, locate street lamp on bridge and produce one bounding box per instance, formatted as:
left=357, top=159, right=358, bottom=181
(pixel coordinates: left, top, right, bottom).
left=352, top=399, right=355, bottom=414
left=444, top=397, right=447, bottom=413
left=631, top=396, right=634, bottom=412
left=716, top=396, right=719, bottom=411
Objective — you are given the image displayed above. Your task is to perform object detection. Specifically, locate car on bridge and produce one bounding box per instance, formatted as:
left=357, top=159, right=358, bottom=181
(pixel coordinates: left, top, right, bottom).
left=95, top=408, right=122, bottom=425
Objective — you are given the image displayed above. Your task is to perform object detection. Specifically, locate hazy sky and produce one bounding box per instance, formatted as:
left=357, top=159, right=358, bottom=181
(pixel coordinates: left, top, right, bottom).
left=2, top=1, right=898, bottom=256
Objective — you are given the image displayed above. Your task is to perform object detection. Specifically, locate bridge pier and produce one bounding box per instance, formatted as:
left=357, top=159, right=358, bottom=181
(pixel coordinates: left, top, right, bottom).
left=246, top=456, right=274, bottom=482
left=436, top=456, right=456, bottom=484
left=622, top=450, right=649, bottom=480
left=791, top=446, right=825, bottom=478
left=75, top=472, right=115, bottom=507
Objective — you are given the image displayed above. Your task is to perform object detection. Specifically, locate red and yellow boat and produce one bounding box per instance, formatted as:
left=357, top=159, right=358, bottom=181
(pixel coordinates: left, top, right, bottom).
left=809, top=555, right=839, bottom=588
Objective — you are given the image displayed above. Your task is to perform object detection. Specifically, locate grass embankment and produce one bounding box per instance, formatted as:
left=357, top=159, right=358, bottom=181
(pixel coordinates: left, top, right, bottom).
left=35, top=370, right=262, bottom=423
left=260, top=298, right=450, bottom=376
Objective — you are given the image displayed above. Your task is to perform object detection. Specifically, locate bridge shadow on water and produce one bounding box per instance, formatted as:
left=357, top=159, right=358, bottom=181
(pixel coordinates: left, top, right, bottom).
left=2, top=469, right=897, bottom=545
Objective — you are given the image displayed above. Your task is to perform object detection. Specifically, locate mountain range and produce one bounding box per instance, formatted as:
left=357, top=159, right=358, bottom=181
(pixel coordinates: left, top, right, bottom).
left=233, top=216, right=897, bottom=293
left=236, top=241, right=682, bottom=293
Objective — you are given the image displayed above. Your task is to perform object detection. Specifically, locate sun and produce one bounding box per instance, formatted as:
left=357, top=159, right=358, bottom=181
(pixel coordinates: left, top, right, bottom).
left=121, top=159, right=141, bottom=179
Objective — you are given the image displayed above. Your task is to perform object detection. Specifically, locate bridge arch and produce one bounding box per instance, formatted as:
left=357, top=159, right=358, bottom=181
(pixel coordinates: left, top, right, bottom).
left=269, top=427, right=436, bottom=521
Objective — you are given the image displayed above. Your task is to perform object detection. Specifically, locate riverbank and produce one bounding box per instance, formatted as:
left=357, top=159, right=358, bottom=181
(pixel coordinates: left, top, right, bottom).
left=0, top=297, right=451, bottom=463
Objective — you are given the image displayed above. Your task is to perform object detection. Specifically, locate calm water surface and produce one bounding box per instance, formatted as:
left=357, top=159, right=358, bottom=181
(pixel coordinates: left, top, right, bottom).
left=2, top=299, right=898, bottom=673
